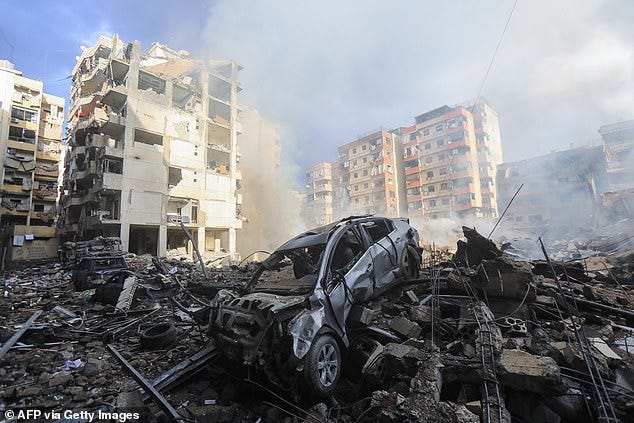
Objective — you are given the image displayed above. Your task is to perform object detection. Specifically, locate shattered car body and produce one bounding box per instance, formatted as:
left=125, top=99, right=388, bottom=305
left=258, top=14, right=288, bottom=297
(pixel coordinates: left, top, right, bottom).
left=71, top=255, right=129, bottom=291
left=209, top=216, right=422, bottom=395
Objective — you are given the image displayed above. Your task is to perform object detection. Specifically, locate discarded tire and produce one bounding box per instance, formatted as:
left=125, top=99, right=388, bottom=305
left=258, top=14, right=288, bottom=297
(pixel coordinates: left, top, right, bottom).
left=140, top=323, right=177, bottom=350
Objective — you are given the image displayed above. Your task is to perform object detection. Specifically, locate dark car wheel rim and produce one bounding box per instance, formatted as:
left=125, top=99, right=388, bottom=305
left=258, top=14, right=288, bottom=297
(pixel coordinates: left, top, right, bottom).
left=317, top=343, right=338, bottom=387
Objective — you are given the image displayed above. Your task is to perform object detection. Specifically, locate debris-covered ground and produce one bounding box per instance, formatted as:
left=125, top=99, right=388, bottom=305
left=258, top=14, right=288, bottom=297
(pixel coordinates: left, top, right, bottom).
left=1, top=224, right=633, bottom=422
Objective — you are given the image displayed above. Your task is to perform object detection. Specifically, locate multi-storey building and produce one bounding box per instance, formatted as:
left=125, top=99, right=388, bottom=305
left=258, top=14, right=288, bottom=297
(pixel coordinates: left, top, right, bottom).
left=496, top=145, right=607, bottom=233
left=403, top=101, right=502, bottom=219
left=333, top=130, right=406, bottom=218
left=599, top=119, right=634, bottom=192
left=304, top=162, right=334, bottom=226
left=0, top=60, right=64, bottom=265
left=60, top=35, right=243, bottom=259
left=472, top=101, right=503, bottom=217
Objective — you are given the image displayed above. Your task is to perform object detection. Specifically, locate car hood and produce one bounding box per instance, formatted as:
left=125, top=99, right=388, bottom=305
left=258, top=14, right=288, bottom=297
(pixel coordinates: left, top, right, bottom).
left=211, top=292, right=307, bottom=364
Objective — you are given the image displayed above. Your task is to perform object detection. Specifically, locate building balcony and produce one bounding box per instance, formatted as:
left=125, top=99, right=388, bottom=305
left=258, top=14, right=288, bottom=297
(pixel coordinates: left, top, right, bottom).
left=79, top=58, right=109, bottom=94
left=34, top=166, right=59, bottom=179
left=36, top=150, right=61, bottom=161
left=9, top=118, right=39, bottom=132
left=101, top=85, right=128, bottom=110
left=1, top=184, right=28, bottom=194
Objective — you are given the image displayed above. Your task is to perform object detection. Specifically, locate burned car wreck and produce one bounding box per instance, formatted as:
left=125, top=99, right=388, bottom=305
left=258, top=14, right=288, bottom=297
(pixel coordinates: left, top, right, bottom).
left=208, top=216, right=422, bottom=397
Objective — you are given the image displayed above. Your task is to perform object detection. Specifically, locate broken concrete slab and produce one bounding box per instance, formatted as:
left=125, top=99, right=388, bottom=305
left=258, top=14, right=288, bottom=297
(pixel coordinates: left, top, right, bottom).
left=498, top=349, right=562, bottom=394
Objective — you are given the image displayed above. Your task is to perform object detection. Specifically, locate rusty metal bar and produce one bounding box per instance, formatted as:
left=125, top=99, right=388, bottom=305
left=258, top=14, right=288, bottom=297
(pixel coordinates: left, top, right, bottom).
left=0, top=310, right=43, bottom=360
left=106, top=344, right=184, bottom=422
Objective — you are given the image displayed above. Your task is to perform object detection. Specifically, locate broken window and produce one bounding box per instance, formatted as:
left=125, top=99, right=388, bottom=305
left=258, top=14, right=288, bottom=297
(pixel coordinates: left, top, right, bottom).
left=8, top=126, right=36, bottom=143
left=138, top=71, right=166, bottom=94
left=103, top=158, right=123, bottom=174
left=208, top=99, right=231, bottom=124
left=168, top=167, right=183, bottom=186
left=134, top=128, right=163, bottom=146
left=208, top=75, right=232, bottom=102
left=172, top=85, right=192, bottom=109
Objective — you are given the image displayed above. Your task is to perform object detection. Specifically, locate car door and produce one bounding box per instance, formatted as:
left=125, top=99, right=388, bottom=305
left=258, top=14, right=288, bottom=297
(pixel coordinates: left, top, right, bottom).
left=360, top=218, right=400, bottom=292
left=320, top=225, right=373, bottom=334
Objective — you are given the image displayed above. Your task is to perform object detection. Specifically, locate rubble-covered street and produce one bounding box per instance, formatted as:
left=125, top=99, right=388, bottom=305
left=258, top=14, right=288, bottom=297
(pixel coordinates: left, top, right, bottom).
left=1, top=222, right=632, bottom=423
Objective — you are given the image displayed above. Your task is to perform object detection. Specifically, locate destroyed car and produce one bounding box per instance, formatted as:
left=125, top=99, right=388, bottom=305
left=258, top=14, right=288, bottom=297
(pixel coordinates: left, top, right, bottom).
left=209, top=216, right=422, bottom=397
left=72, top=255, right=129, bottom=291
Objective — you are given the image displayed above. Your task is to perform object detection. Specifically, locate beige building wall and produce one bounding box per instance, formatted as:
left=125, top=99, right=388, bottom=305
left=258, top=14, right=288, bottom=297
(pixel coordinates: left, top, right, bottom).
left=304, top=162, right=334, bottom=226
left=333, top=130, right=407, bottom=219
left=60, top=35, right=243, bottom=260
left=0, top=60, right=64, bottom=264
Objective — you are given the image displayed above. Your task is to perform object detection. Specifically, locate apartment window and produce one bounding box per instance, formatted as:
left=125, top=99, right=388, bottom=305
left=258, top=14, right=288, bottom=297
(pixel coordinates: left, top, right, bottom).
left=362, top=157, right=367, bottom=164
left=353, top=172, right=358, bottom=178
left=425, top=156, right=433, bottom=164
left=138, top=71, right=166, bottom=94
left=424, top=143, right=431, bottom=150
left=426, top=171, right=433, bottom=179
left=353, top=159, right=358, bottom=167
left=208, top=75, right=232, bottom=102
left=441, top=182, right=449, bottom=190
left=33, top=204, right=45, bottom=212
left=191, top=206, right=198, bottom=223
left=134, top=129, right=163, bottom=146
left=427, top=185, right=435, bottom=193
left=362, top=144, right=367, bottom=151
left=352, top=148, right=357, bottom=154
left=354, top=185, right=359, bottom=191
left=439, top=167, right=448, bottom=176
left=208, top=99, right=231, bottom=123
left=409, top=133, right=416, bottom=141
left=8, top=126, right=36, bottom=143
left=439, top=153, right=446, bottom=161
left=354, top=198, right=359, bottom=204
left=423, top=129, right=430, bottom=136
left=364, top=183, right=369, bottom=189
left=363, top=170, right=368, bottom=176
left=435, top=124, right=443, bottom=132
left=11, top=106, right=38, bottom=122
left=103, top=158, right=123, bottom=174
left=389, top=190, right=395, bottom=199
left=429, top=200, right=436, bottom=207
left=437, top=139, right=444, bottom=147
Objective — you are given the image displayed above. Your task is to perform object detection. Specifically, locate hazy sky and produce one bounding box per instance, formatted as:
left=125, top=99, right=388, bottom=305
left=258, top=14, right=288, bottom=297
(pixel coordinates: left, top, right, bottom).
left=2, top=0, right=632, bottom=173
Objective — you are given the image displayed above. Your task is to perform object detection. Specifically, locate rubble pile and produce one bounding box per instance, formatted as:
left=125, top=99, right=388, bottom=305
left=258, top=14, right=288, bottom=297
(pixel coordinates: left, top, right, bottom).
left=1, top=226, right=633, bottom=422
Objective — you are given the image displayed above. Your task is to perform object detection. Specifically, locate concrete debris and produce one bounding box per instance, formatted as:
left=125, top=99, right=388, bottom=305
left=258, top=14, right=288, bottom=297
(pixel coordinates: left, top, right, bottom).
left=0, top=224, right=632, bottom=423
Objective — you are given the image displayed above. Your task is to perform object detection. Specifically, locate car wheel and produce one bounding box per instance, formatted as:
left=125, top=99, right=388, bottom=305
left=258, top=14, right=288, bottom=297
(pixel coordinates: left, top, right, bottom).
left=303, top=334, right=341, bottom=397
left=401, top=248, right=420, bottom=279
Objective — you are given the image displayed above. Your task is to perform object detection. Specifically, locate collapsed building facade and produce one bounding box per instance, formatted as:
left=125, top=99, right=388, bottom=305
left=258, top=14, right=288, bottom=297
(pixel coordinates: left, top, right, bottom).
left=59, top=35, right=243, bottom=259
left=497, top=120, right=633, bottom=234
left=0, top=60, right=64, bottom=266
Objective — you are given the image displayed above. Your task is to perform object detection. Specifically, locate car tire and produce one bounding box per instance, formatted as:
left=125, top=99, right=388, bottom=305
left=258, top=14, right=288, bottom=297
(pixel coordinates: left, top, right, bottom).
left=401, top=248, right=420, bottom=280
left=140, top=323, right=177, bottom=350
left=303, top=334, right=341, bottom=397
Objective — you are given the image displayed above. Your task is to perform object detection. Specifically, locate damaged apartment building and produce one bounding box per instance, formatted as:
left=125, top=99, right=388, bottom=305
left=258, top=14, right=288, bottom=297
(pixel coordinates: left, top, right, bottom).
left=0, top=60, right=64, bottom=266
left=59, top=35, right=243, bottom=259
left=497, top=119, right=634, bottom=234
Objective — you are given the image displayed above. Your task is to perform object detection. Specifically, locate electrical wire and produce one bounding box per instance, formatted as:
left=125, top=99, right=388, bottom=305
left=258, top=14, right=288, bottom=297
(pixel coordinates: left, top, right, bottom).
left=470, top=0, right=519, bottom=112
